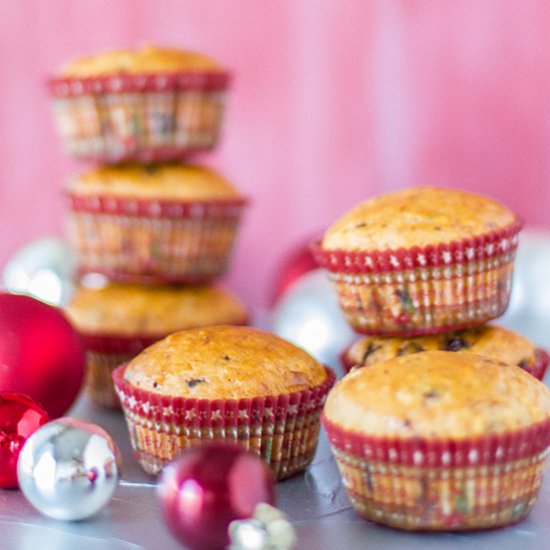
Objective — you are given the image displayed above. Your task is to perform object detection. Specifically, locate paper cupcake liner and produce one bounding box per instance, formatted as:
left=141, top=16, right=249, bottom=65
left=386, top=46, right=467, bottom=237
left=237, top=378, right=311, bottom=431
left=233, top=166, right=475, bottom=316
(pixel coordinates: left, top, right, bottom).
left=68, top=196, right=246, bottom=284
left=49, top=72, right=230, bottom=96
left=323, top=415, right=550, bottom=530
left=340, top=344, right=549, bottom=382
left=112, top=364, right=336, bottom=480
left=85, top=350, right=130, bottom=408
left=312, top=223, right=521, bottom=336
left=525, top=349, right=550, bottom=381
left=49, top=72, right=229, bottom=163
left=340, top=348, right=357, bottom=374
left=79, top=333, right=163, bottom=408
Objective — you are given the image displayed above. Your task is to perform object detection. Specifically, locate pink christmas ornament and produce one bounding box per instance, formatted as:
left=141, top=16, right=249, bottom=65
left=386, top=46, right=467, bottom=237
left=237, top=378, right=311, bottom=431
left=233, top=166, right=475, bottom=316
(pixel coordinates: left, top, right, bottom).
left=158, top=443, right=276, bottom=550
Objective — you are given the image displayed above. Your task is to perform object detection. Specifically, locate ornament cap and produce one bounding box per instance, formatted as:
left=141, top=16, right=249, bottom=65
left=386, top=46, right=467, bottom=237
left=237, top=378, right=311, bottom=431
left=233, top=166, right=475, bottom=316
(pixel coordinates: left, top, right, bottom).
left=228, top=503, right=297, bottom=550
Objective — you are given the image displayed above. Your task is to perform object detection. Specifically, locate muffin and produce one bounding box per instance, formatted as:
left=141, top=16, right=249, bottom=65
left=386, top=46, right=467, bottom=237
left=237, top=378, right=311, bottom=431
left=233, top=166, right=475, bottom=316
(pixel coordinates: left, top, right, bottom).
left=342, top=325, right=549, bottom=380
left=67, top=163, right=246, bottom=283
left=65, top=283, right=248, bottom=408
left=49, top=45, right=229, bottom=163
left=112, top=325, right=335, bottom=479
left=323, top=351, right=550, bottom=530
left=313, top=187, right=522, bottom=336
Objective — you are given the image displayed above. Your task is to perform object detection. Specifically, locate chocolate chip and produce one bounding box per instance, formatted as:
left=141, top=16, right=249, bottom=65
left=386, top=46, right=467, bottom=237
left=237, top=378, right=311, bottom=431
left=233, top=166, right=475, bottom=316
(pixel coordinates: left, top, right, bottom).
left=153, top=381, right=158, bottom=388
left=223, top=355, right=231, bottom=361
left=518, top=358, right=530, bottom=370
left=186, top=378, right=206, bottom=388
left=443, top=336, right=470, bottom=352
left=422, top=390, right=439, bottom=400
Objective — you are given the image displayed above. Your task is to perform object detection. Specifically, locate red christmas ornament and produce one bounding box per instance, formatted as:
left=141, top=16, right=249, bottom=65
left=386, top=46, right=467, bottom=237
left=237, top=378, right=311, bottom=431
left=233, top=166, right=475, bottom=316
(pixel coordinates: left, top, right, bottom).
left=158, top=443, right=276, bottom=550
left=271, top=235, right=320, bottom=305
left=0, top=293, right=85, bottom=418
left=0, top=392, right=49, bottom=489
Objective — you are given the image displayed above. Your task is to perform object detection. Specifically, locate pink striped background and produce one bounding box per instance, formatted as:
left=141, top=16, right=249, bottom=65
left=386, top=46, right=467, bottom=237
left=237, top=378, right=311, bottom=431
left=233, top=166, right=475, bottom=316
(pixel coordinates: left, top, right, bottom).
left=1, top=1, right=549, bottom=310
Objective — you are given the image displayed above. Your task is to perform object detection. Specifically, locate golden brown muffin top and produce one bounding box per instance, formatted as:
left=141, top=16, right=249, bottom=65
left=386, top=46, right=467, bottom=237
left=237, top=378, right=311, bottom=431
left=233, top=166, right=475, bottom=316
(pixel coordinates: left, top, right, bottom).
left=67, top=163, right=241, bottom=201
left=65, top=284, right=247, bottom=336
left=325, top=351, right=550, bottom=439
left=345, top=325, right=538, bottom=372
left=60, top=45, right=220, bottom=77
left=124, top=325, right=327, bottom=399
left=322, top=187, right=517, bottom=251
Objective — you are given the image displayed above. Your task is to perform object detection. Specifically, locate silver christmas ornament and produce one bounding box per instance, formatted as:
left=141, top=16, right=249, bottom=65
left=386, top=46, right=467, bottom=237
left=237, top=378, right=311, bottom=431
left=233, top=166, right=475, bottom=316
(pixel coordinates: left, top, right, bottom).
left=270, top=268, right=355, bottom=367
left=2, top=236, right=75, bottom=307
left=499, top=229, right=550, bottom=346
left=17, top=417, right=120, bottom=521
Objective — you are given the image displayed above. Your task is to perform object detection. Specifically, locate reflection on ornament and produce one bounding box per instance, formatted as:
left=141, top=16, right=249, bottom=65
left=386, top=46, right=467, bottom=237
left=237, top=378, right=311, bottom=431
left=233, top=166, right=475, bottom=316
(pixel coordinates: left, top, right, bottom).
left=0, top=393, right=49, bottom=489
left=0, top=293, right=85, bottom=418
left=2, top=236, right=75, bottom=307
left=270, top=269, right=355, bottom=368
left=17, top=418, right=120, bottom=521
left=158, top=443, right=275, bottom=550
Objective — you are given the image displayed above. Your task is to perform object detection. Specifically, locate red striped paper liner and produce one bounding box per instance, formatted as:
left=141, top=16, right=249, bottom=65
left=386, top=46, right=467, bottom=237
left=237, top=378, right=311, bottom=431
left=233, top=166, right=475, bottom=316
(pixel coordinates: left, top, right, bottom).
left=81, top=334, right=163, bottom=408
left=323, top=414, right=550, bottom=530
left=68, top=195, right=246, bottom=284
left=340, top=343, right=549, bottom=381
left=528, top=349, right=550, bottom=381
left=313, top=222, right=522, bottom=273
left=112, top=364, right=336, bottom=480
left=69, top=195, right=247, bottom=218
left=49, top=72, right=230, bottom=96
left=339, top=347, right=357, bottom=374
left=49, top=72, right=230, bottom=163
left=311, top=222, right=522, bottom=336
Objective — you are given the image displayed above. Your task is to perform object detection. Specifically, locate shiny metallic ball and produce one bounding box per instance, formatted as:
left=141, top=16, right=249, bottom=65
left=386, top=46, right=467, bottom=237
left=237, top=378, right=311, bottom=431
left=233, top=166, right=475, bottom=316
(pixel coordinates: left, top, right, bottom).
left=2, top=236, right=75, bottom=307
left=270, top=268, right=355, bottom=367
left=17, top=418, right=120, bottom=521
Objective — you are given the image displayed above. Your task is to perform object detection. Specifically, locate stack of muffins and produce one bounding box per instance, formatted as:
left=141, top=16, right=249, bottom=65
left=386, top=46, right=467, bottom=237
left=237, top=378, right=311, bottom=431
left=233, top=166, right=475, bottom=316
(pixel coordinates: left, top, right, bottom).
left=48, top=46, right=248, bottom=408
left=314, top=187, right=550, bottom=530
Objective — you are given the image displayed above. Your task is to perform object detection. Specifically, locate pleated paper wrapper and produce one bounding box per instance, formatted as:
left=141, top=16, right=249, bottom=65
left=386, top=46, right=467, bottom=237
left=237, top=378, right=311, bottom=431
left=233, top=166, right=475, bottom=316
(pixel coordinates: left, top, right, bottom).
left=312, top=222, right=522, bottom=337
left=68, top=194, right=247, bottom=284
left=323, top=414, right=550, bottom=530
left=113, top=364, right=336, bottom=480
left=49, top=72, right=229, bottom=163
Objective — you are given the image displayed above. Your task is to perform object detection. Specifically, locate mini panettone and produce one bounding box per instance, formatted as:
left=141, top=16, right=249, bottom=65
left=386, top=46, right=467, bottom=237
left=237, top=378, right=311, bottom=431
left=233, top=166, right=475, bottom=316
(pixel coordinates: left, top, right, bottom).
left=65, top=283, right=248, bottom=407
left=314, top=187, right=522, bottom=336
left=67, top=163, right=246, bottom=284
left=49, top=45, right=229, bottom=162
left=112, top=325, right=335, bottom=479
left=323, top=351, right=550, bottom=530
left=342, top=325, right=549, bottom=380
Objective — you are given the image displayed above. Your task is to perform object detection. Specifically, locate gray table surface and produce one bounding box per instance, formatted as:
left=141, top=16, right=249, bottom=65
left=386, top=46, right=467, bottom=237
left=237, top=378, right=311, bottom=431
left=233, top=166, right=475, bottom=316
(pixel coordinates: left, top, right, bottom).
left=3, top=395, right=550, bottom=550
left=1, top=308, right=549, bottom=550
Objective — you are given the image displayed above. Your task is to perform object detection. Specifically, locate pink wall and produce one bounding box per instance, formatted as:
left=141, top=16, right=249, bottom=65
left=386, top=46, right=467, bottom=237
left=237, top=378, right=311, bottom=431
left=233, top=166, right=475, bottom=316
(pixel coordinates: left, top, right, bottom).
left=1, top=1, right=550, bottom=310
